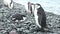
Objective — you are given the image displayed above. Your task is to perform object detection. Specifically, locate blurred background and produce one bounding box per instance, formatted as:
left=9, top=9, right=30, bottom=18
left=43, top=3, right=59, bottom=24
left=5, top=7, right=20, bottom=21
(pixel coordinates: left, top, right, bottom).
left=0, top=0, right=60, bottom=34
left=13, top=0, right=60, bottom=15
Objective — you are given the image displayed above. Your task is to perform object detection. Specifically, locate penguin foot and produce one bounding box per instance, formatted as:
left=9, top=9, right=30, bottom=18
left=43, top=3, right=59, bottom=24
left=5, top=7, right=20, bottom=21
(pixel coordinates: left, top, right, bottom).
left=40, top=28, right=54, bottom=33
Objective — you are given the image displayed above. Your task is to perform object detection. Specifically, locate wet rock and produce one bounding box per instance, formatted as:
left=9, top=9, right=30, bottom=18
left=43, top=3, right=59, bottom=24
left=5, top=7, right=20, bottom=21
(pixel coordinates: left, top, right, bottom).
left=9, top=30, right=18, bottom=34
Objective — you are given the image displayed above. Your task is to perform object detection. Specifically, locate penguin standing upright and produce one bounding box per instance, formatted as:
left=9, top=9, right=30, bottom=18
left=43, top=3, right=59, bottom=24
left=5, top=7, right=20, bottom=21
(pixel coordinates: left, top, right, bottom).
left=33, top=3, right=47, bottom=31
left=25, top=2, right=34, bottom=15
left=28, top=2, right=35, bottom=14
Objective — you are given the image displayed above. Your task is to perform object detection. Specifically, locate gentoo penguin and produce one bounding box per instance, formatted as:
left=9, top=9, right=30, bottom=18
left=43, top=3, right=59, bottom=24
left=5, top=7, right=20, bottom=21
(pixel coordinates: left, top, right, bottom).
left=3, top=0, right=13, bottom=9
left=11, top=13, right=26, bottom=22
left=33, top=3, right=47, bottom=31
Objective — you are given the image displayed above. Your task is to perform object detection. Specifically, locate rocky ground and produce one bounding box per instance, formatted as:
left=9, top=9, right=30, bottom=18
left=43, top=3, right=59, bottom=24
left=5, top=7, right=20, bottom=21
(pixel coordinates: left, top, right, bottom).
left=0, top=1, right=60, bottom=34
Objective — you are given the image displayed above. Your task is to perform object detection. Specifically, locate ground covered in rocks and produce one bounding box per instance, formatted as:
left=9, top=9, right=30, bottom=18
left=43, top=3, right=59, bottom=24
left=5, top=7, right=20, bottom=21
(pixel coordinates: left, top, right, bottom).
left=0, top=2, right=60, bottom=34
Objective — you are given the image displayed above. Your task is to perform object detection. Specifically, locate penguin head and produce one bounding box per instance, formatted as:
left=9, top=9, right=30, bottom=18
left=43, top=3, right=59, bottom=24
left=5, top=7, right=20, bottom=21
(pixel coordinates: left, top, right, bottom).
left=35, top=3, right=41, bottom=9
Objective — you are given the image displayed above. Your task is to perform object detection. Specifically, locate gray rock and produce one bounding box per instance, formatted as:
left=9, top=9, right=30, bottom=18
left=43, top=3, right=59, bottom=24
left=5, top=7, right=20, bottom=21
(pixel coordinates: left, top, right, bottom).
left=9, top=30, right=18, bottom=34
left=0, top=1, right=60, bottom=34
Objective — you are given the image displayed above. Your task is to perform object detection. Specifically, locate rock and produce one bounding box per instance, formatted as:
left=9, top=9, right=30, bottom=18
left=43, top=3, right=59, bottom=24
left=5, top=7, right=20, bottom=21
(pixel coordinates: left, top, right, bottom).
left=9, top=30, right=18, bottom=34
left=0, top=0, right=60, bottom=34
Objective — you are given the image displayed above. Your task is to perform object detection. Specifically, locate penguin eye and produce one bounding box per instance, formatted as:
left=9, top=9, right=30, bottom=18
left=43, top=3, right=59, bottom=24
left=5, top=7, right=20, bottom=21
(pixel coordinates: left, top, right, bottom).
left=35, top=5, right=40, bottom=9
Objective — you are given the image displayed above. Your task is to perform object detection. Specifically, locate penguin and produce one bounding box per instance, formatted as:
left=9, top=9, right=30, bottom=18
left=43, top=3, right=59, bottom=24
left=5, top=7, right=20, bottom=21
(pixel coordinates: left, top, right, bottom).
left=33, top=3, right=47, bottom=31
left=28, top=2, right=33, bottom=14
left=3, top=0, right=13, bottom=9
left=25, top=2, right=34, bottom=14
left=11, top=13, right=26, bottom=22
left=26, top=2, right=35, bottom=16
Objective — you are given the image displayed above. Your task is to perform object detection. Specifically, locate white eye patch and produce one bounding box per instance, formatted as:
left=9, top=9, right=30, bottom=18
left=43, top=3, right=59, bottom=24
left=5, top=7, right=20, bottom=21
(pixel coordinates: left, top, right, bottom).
left=35, top=5, right=40, bottom=9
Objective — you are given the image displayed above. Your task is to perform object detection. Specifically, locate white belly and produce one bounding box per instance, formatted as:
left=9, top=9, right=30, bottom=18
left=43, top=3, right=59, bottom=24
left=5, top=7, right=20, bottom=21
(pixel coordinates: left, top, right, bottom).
left=4, top=0, right=11, bottom=5
left=8, top=3, right=13, bottom=9
left=34, top=9, right=41, bottom=28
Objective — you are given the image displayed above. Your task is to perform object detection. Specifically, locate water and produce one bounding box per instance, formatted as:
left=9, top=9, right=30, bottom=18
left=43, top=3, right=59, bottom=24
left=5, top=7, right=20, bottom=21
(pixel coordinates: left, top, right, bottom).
left=13, top=0, right=60, bottom=15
